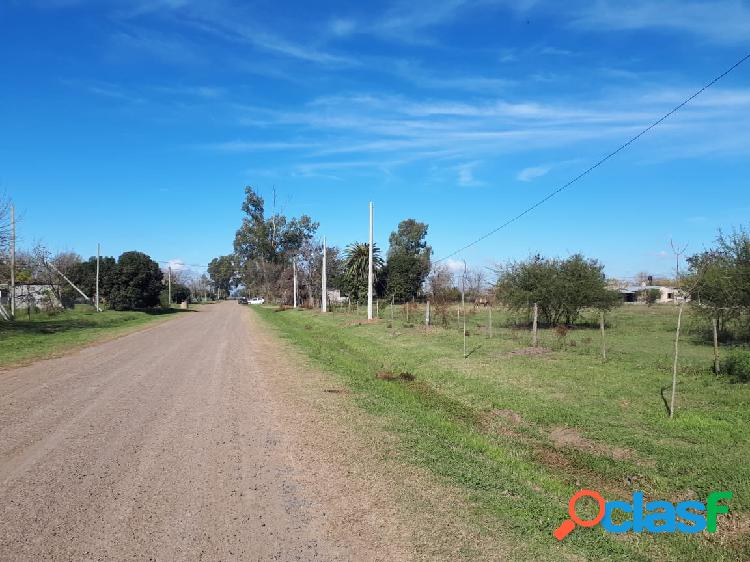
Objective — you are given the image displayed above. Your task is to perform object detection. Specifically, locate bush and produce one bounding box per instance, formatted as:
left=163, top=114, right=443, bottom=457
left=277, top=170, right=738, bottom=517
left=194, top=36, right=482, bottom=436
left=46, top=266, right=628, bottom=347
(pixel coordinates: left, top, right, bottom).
left=722, top=349, right=750, bottom=383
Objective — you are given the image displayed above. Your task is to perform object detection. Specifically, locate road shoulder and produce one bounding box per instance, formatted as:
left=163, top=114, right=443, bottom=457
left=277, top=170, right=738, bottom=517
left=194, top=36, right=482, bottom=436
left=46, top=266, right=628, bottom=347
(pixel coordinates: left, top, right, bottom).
left=247, top=307, right=510, bottom=561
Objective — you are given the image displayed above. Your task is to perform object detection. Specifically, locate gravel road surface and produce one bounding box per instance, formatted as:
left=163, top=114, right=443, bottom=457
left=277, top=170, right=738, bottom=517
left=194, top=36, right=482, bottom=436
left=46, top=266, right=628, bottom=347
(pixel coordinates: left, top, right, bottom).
left=0, top=302, right=409, bottom=561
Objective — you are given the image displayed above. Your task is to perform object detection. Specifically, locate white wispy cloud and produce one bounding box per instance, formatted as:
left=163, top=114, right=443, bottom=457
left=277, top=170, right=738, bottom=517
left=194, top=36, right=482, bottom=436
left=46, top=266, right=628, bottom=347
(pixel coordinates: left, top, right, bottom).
left=456, top=161, right=483, bottom=186
left=569, top=0, right=750, bottom=44
left=516, top=165, right=550, bottom=182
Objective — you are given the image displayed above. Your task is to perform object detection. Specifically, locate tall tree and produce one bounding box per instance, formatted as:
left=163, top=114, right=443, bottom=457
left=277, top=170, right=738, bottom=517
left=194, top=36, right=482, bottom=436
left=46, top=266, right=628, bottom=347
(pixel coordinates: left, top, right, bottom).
left=233, top=186, right=318, bottom=298
left=207, top=255, right=236, bottom=297
left=343, top=242, right=383, bottom=303
left=109, top=251, right=163, bottom=310
left=386, top=219, right=432, bottom=302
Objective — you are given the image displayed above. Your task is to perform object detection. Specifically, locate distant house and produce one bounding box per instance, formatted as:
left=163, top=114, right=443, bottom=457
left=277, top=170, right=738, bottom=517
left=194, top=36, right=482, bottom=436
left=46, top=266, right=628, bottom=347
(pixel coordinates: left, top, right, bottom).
left=327, top=289, right=348, bottom=304
left=0, top=283, right=63, bottom=310
left=618, top=284, right=684, bottom=304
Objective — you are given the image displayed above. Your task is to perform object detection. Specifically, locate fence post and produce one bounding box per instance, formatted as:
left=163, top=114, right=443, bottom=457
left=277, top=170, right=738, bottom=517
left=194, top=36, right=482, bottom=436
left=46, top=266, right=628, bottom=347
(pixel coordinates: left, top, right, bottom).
left=488, top=306, right=492, bottom=338
left=713, top=317, right=720, bottom=374
left=670, top=303, right=685, bottom=419
left=425, top=300, right=430, bottom=328
left=600, top=310, right=607, bottom=361
left=532, top=303, right=539, bottom=347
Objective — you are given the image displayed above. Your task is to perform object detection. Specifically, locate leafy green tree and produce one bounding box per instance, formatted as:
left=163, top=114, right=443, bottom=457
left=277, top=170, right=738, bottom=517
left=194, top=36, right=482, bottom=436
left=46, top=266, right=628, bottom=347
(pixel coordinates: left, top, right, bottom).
left=639, top=288, right=661, bottom=306
left=66, top=256, right=117, bottom=306
left=386, top=219, right=431, bottom=302
left=233, top=186, right=318, bottom=298
left=687, top=227, right=750, bottom=337
left=496, top=254, right=620, bottom=325
left=161, top=283, right=191, bottom=306
left=343, top=242, right=383, bottom=303
left=109, top=252, right=163, bottom=310
left=207, top=255, right=236, bottom=297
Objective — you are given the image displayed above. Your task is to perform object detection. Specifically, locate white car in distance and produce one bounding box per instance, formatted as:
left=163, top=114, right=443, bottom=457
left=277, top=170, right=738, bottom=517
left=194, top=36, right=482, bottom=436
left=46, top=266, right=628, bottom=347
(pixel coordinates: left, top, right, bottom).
left=248, top=297, right=265, bottom=305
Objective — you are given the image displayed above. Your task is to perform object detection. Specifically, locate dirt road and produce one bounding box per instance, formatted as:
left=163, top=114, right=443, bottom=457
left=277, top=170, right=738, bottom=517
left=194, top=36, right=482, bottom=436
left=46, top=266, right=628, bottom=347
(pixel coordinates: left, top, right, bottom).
left=0, top=302, right=410, bottom=561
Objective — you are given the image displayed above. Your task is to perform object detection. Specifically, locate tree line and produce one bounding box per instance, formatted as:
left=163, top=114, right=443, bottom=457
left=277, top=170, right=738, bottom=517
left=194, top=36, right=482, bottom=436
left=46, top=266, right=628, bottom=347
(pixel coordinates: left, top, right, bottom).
left=1, top=244, right=217, bottom=312
left=210, top=186, right=434, bottom=306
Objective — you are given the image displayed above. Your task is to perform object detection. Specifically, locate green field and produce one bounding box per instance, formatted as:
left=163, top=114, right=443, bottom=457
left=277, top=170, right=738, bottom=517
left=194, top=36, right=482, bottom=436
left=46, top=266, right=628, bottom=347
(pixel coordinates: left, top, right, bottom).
left=0, top=305, right=187, bottom=367
left=255, top=303, right=750, bottom=561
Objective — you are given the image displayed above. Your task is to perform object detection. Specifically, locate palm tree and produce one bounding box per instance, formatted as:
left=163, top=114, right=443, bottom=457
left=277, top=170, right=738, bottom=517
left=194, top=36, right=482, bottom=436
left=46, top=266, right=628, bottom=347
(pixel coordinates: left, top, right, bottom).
left=344, top=242, right=383, bottom=303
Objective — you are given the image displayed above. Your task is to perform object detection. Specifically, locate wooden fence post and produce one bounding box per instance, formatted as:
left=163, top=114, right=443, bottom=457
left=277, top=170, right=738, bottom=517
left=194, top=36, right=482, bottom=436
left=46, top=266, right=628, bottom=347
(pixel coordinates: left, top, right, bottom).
left=670, top=303, right=685, bottom=419
left=532, top=303, right=539, bottom=347
left=713, top=317, right=720, bottom=374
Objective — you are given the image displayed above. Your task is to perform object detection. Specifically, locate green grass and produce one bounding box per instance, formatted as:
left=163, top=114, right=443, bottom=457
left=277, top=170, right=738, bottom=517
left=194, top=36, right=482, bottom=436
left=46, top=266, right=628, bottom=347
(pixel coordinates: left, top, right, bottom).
left=0, top=305, right=188, bottom=367
left=255, top=303, right=750, bottom=562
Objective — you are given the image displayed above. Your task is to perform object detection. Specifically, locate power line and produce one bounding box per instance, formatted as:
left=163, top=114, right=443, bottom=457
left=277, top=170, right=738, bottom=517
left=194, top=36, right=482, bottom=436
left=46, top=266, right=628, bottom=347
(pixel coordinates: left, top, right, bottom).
left=435, top=52, right=750, bottom=264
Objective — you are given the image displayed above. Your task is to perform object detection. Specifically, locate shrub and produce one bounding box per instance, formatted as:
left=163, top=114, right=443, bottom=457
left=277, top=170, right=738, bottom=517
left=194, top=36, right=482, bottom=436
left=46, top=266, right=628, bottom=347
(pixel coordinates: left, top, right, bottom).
left=722, top=349, right=750, bottom=383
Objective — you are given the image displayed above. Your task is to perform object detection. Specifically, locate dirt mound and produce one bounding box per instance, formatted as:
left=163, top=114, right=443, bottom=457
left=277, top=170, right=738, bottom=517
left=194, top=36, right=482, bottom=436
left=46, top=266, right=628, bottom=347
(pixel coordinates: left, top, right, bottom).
left=550, top=427, right=632, bottom=461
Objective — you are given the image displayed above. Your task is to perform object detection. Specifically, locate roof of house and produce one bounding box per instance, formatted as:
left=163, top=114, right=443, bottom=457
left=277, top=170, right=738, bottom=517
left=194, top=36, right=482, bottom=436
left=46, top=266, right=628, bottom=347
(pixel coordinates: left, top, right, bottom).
left=619, top=285, right=676, bottom=293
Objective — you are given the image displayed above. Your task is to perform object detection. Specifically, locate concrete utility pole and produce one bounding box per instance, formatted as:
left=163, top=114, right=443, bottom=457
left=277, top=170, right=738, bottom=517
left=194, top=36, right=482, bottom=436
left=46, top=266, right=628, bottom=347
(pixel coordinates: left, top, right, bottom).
left=168, top=267, right=172, bottom=305
left=95, top=243, right=101, bottom=312
left=367, top=201, right=374, bottom=320
left=462, top=261, right=467, bottom=358
left=293, top=259, right=298, bottom=309
left=10, top=204, right=15, bottom=319
left=321, top=237, right=327, bottom=312
left=47, top=261, right=90, bottom=302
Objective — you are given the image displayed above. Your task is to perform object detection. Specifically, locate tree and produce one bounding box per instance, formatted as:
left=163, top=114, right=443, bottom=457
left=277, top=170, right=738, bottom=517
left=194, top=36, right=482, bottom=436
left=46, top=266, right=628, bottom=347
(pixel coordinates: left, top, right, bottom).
left=161, top=282, right=191, bottom=305
left=687, top=227, right=750, bottom=339
left=208, top=255, right=236, bottom=297
left=109, top=252, right=163, bottom=310
left=233, top=186, right=318, bottom=298
left=386, top=219, right=431, bottom=302
left=495, top=254, right=620, bottom=325
left=426, top=263, right=459, bottom=325
left=64, top=255, right=117, bottom=307
left=640, top=288, right=661, bottom=306
left=343, top=242, right=383, bottom=303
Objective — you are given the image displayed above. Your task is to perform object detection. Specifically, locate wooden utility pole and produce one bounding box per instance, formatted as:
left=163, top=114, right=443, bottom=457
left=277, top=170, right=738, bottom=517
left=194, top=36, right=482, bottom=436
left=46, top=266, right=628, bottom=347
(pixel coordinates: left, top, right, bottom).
left=321, top=237, right=327, bottom=312
left=670, top=303, right=685, bottom=419
left=293, top=259, right=298, bottom=309
left=95, top=243, right=101, bottom=312
left=600, top=310, right=607, bottom=361
left=10, top=204, right=15, bottom=319
left=532, top=303, right=539, bottom=347
left=367, top=201, right=374, bottom=320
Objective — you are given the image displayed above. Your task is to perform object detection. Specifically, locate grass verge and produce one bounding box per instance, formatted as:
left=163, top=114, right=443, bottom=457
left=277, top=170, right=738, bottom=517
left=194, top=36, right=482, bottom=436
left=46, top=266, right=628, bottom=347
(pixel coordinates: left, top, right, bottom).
left=254, top=304, right=749, bottom=562
left=0, top=305, right=190, bottom=367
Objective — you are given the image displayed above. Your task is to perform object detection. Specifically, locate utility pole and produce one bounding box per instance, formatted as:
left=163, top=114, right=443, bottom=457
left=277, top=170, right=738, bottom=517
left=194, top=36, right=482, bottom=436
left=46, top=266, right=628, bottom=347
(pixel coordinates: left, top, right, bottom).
left=293, top=259, right=298, bottom=309
left=95, top=243, right=101, bottom=312
left=168, top=266, right=172, bottom=305
left=367, top=201, right=374, bottom=320
left=321, top=237, right=327, bottom=312
left=462, top=261, right=467, bottom=358
left=10, top=204, right=15, bottom=319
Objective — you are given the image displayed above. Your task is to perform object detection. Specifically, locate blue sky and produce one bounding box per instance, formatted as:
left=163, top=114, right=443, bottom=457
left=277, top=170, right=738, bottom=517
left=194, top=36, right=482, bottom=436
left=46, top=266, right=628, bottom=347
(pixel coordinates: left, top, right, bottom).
left=2, top=0, right=749, bottom=279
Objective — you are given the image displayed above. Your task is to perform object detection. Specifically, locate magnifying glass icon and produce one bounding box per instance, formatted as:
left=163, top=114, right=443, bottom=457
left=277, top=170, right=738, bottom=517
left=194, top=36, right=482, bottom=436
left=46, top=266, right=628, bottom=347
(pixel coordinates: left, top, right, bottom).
left=553, top=489, right=606, bottom=540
